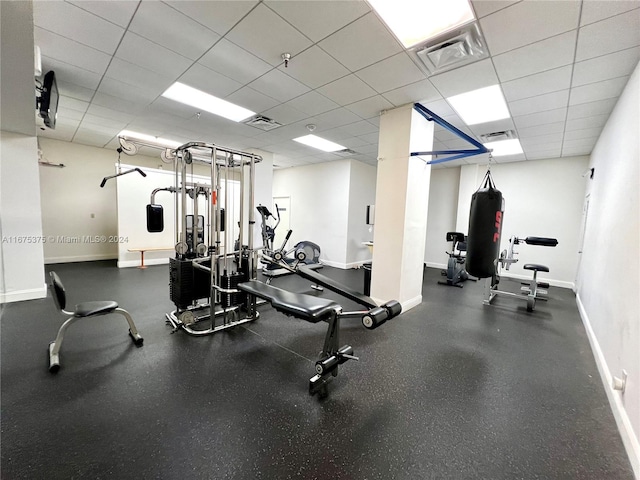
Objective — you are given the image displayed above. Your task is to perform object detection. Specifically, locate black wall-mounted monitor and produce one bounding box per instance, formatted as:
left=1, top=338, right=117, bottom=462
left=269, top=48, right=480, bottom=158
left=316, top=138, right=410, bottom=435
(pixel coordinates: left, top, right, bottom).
left=39, top=70, right=58, bottom=129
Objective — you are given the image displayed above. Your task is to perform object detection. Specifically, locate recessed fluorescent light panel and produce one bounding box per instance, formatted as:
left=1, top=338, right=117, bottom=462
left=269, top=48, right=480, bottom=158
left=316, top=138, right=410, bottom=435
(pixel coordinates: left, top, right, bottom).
left=119, top=130, right=182, bottom=148
left=484, top=139, right=523, bottom=156
left=293, top=135, right=346, bottom=152
left=446, top=85, right=511, bottom=125
left=162, top=82, right=255, bottom=122
left=368, top=0, right=475, bottom=48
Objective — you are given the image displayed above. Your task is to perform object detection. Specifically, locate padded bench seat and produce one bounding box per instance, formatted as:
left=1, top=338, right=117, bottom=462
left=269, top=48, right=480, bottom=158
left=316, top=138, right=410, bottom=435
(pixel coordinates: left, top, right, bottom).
left=524, top=264, right=549, bottom=272
left=238, top=280, right=339, bottom=323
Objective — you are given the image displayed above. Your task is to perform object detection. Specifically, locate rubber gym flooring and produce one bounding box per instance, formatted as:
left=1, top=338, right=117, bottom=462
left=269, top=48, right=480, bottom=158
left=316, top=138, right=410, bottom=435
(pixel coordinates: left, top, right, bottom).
left=1, top=261, right=635, bottom=479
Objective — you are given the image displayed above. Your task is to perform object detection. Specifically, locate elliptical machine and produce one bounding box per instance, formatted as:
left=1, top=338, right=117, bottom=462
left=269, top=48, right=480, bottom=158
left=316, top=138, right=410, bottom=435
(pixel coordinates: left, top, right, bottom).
left=257, top=204, right=322, bottom=277
left=438, top=231, right=476, bottom=288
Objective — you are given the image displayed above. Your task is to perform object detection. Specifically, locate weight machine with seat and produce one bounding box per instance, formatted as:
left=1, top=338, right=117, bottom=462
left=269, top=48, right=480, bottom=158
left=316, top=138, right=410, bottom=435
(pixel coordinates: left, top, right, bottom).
left=484, top=235, right=558, bottom=311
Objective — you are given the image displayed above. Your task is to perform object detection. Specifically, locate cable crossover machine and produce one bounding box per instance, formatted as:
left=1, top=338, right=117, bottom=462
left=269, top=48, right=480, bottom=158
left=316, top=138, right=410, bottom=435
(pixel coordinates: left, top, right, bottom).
left=118, top=135, right=402, bottom=397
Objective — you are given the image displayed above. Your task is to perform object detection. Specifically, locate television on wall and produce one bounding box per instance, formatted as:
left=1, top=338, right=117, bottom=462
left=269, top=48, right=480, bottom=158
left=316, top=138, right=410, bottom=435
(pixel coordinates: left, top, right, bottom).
left=39, top=70, right=58, bottom=129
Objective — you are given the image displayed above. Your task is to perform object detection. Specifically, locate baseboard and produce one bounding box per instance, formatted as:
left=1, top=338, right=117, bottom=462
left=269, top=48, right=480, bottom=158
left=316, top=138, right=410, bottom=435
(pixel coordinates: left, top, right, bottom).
left=425, top=262, right=446, bottom=270
left=45, top=253, right=116, bottom=264
left=320, top=259, right=348, bottom=269
left=118, top=258, right=170, bottom=268
left=0, top=284, right=47, bottom=303
left=576, top=294, right=640, bottom=479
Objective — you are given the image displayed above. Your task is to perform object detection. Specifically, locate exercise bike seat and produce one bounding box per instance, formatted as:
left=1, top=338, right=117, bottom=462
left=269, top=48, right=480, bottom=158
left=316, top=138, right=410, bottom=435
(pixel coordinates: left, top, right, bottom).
left=523, top=264, right=549, bottom=272
left=238, top=280, right=339, bottom=323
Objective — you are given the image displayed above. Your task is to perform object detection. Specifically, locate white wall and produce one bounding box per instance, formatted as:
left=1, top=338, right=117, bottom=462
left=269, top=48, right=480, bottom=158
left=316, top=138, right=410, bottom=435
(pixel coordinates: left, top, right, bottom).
left=346, top=160, right=377, bottom=267
left=479, top=157, right=588, bottom=288
left=272, top=160, right=351, bottom=267
left=424, top=167, right=461, bottom=267
left=576, top=62, right=640, bottom=477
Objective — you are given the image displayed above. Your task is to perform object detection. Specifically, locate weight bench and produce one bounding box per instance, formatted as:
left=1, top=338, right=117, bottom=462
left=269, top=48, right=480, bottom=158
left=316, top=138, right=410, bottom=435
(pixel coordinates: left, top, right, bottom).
left=237, top=279, right=401, bottom=397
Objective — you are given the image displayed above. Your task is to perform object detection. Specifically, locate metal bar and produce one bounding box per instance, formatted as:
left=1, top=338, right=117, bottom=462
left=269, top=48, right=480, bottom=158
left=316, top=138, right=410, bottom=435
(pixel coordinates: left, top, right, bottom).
left=411, top=103, right=490, bottom=164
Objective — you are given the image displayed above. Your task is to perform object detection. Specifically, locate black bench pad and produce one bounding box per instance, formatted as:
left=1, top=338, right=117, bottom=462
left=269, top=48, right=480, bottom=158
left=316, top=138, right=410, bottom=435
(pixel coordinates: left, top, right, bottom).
left=297, top=265, right=377, bottom=309
left=238, top=280, right=339, bottom=323
left=525, top=237, right=558, bottom=247
left=524, top=264, right=549, bottom=272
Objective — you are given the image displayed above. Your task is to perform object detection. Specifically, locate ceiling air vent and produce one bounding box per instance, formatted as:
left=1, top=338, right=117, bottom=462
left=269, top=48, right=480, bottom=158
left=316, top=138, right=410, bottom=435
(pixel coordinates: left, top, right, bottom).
left=479, top=130, right=516, bottom=143
left=243, top=115, right=282, bottom=131
left=334, top=148, right=358, bottom=157
left=415, top=22, right=488, bottom=76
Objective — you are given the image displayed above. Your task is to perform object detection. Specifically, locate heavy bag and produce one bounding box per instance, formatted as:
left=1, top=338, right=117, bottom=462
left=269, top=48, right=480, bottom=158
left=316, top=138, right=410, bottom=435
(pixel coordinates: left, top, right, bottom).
left=465, top=170, right=504, bottom=278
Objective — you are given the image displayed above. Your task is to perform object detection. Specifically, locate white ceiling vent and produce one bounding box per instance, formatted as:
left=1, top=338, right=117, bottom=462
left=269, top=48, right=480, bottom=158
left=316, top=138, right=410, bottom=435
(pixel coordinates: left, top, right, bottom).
left=415, top=23, right=488, bottom=76
left=334, top=148, right=358, bottom=157
left=479, top=130, right=516, bottom=143
left=243, top=115, right=282, bottom=131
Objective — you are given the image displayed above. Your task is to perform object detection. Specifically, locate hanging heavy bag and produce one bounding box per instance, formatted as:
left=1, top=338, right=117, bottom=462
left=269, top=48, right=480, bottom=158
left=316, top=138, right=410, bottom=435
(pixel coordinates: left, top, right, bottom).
left=465, top=170, right=504, bottom=278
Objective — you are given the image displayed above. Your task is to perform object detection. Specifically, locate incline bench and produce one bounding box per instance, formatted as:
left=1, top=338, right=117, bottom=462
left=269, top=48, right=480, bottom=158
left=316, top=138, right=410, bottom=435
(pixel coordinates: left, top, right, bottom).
left=238, top=278, right=401, bottom=397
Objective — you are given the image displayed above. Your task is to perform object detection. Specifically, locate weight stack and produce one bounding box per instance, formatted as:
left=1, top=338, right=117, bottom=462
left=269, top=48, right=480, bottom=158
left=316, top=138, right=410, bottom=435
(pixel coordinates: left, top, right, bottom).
left=170, top=258, right=211, bottom=309
left=220, top=271, right=243, bottom=308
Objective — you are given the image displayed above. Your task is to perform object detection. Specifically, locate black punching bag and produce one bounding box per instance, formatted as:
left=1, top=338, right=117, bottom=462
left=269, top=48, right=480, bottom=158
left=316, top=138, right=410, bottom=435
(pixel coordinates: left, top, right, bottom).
left=465, top=170, right=504, bottom=278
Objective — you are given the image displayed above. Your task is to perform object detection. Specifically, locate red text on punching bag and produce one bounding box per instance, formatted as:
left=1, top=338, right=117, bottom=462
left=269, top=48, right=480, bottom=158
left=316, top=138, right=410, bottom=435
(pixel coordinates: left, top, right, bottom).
left=493, top=211, right=502, bottom=242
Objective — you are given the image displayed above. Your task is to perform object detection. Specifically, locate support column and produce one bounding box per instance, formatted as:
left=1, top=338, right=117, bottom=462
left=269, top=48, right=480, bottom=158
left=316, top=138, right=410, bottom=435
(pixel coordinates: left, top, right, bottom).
left=370, top=104, right=434, bottom=311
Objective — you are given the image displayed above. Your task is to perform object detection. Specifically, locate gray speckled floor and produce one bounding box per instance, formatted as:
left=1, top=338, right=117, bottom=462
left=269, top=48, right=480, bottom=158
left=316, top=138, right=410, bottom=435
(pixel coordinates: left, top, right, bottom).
left=1, top=261, right=634, bottom=479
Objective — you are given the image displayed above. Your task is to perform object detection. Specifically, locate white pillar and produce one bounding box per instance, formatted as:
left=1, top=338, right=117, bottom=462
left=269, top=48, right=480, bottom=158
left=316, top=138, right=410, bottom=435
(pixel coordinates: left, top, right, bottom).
left=455, top=164, right=479, bottom=233
left=1, top=1, right=46, bottom=303
left=370, top=104, right=434, bottom=311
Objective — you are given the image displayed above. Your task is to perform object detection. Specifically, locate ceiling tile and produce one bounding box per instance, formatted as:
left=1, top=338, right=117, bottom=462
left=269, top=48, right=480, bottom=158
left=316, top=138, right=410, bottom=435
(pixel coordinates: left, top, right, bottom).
left=318, top=74, right=377, bottom=105
left=261, top=104, right=309, bottom=125
left=82, top=114, right=128, bottom=132
left=58, top=96, right=89, bottom=113
left=565, top=113, right=609, bottom=131
left=492, top=31, right=577, bottom=82
left=563, top=127, right=603, bottom=140
left=73, top=129, right=115, bottom=147
left=277, top=46, right=349, bottom=89
left=318, top=13, right=403, bottom=71
left=562, top=146, right=592, bottom=156
left=502, top=65, right=572, bottom=102
left=33, top=1, right=124, bottom=54
left=225, top=4, right=312, bottom=66
left=339, top=120, right=379, bottom=137
left=575, top=10, right=640, bottom=61
left=248, top=69, right=310, bottom=103
left=522, top=142, right=563, bottom=153
left=265, top=0, right=370, bottom=42
left=178, top=63, right=243, bottom=98
left=357, top=132, right=382, bottom=144
left=38, top=123, right=76, bottom=142
left=566, top=97, right=617, bottom=119
left=480, top=0, right=580, bottom=56
left=520, top=132, right=564, bottom=146
left=312, top=108, right=364, bottom=131
left=98, top=77, right=160, bottom=105
left=526, top=149, right=562, bottom=160
left=67, top=1, right=138, bottom=27
left=580, top=2, right=639, bottom=26
left=493, top=153, right=526, bottom=163
left=57, top=82, right=95, bottom=103
left=471, top=0, right=521, bottom=19
left=355, top=53, right=425, bottom=93
left=513, top=108, right=567, bottom=129
left=508, top=90, right=570, bottom=116
left=284, top=91, right=339, bottom=116
left=518, top=121, right=565, bottom=138
left=115, top=32, right=193, bottom=77
left=34, top=27, right=111, bottom=74
left=104, top=57, right=174, bottom=95
left=345, top=95, right=394, bottom=119
left=128, top=1, right=221, bottom=60
left=430, top=59, right=500, bottom=98
left=382, top=79, right=441, bottom=107
left=563, top=137, right=598, bottom=149
left=572, top=47, right=640, bottom=87
left=569, top=76, right=629, bottom=105
left=86, top=105, right=136, bottom=123
left=199, top=39, right=272, bottom=85
left=40, top=56, right=101, bottom=91
left=92, top=92, right=147, bottom=116
left=423, top=99, right=457, bottom=118
left=56, top=106, right=85, bottom=122
left=226, top=87, right=280, bottom=113
left=165, top=1, right=259, bottom=36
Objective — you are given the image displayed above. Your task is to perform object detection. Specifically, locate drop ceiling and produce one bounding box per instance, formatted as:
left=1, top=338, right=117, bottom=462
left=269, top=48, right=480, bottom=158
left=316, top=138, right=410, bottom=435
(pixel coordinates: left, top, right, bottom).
left=33, top=0, right=640, bottom=168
